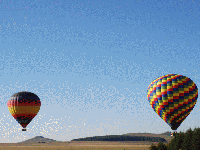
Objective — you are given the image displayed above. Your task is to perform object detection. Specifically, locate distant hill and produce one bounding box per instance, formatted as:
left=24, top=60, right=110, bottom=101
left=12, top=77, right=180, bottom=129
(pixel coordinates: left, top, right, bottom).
left=18, top=136, right=57, bottom=144
left=122, top=132, right=172, bottom=143
left=17, top=132, right=172, bottom=144
left=159, top=131, right=171, bottom=136
left=71, top=134, right=167, bottom=143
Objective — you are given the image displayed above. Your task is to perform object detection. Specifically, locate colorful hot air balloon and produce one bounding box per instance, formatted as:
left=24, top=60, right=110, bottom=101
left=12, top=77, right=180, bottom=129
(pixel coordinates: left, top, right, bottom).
left=147, top=74, right=198, bottom=131
left=7, top=91, right=41, bottom=131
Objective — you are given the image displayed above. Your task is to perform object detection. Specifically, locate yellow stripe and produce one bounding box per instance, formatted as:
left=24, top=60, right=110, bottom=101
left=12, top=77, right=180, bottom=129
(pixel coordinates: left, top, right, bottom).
left=8, top=106, right=40, bottom=115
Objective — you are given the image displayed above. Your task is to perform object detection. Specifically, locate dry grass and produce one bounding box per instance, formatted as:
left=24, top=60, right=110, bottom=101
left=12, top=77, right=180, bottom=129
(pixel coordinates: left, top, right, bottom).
left=0, top=133, right=174, bottom=150
left=0, top=141, right=161, bottom=150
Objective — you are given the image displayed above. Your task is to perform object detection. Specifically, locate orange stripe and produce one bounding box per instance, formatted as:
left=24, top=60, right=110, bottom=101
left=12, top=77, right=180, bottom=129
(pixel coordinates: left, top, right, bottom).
left=8, top=106, right=40, bottom=116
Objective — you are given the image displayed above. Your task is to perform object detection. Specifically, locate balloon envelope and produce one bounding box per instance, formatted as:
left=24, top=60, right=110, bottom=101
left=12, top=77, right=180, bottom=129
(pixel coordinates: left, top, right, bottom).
left=7, top=91, right=41, bottom=129
left=147, top=74, right=198, bottom=130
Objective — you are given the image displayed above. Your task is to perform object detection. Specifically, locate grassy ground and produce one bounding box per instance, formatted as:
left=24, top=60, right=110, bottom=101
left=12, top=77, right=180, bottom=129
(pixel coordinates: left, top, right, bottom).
left=0, top=133, right=174, bottom=150
left=0, top=141, right=167, bottom=150
left=0, top=145, right=154, bottom=150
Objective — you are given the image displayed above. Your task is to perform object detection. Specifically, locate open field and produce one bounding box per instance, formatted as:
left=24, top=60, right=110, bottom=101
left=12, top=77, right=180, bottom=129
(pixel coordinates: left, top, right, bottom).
left=0, top=141, right=167, bottom=150
left=0, top=133, right=173, bottom=150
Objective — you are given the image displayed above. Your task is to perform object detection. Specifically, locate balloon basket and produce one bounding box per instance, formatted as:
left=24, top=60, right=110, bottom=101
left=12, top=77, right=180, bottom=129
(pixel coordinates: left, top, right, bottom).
left=22, top=129, right=26, bottom=131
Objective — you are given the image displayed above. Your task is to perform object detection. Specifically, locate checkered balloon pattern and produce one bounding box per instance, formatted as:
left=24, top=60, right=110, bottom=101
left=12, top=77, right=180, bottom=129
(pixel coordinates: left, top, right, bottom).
left=147, top=74, right=198, bottom=130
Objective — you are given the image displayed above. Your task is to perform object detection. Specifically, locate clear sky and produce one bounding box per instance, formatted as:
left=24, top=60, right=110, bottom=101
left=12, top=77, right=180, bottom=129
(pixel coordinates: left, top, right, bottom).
left=0, top=0, right=199, bottom=143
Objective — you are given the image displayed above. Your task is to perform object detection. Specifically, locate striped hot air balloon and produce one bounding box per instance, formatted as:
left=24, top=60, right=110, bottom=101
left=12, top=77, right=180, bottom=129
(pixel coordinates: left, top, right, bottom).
left=147, top=74, right=198, bottom=131
left=7, top=91, right=41, bottom=131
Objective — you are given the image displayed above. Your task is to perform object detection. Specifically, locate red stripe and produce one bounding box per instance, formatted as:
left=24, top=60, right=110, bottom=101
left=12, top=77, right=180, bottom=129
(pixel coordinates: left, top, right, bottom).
left=179, top=93, right=184, bottom=96
left=12, top=114, right=36, bottom=119
left=7, top=100, right=41, bottom=107
left=163, top=102, right=168, bottom=105
left=167, top=88, right=173, bottom=91
left=167, top=78, right=172, bottom=82
left=21, top=124, right=28, bottom=128
left=156, top=84, right=161, bottom=87
left=161, top=91, right=167, bottom=95
left=162, top=81, right=167, bottom=84
left=157, top=95, right=162, bottom=98
left=173, top=85, right=178, bottom=88
left=173, top=96, right=179, bottom=99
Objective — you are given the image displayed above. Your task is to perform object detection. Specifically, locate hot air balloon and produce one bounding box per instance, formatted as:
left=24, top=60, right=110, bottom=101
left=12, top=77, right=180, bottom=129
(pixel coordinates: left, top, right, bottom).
left=147, top=74, right=198, bottom=131
left=7, top=91, right=41, bottom=131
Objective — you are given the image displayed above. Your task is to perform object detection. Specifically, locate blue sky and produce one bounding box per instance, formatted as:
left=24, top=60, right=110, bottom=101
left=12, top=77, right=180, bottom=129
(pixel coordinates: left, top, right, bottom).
left=0, top=0, right=199, bottom=143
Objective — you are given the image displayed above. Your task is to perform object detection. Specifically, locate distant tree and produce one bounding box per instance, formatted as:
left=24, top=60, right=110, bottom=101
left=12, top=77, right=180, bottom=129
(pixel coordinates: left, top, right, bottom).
left=192, top=127, right=200, bottom=150
left=181, top=128, right=193, bottom=150
left=148, top=143, right=158, bottom=150
left=167, top=140, right=176, bottom=150
left=167, top=132, right=180, bottom=150
left=156, top=141, right=167, bottom=150
left=176, top=131, right=185, bottom=149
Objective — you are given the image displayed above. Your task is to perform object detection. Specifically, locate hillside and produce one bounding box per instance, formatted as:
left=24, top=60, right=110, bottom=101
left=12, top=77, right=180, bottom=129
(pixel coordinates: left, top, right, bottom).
left=71, top=134, right=168, bottom=143
left=16, top=132, right=173, bottom=144
left=18, top=136, right=57, bottom=144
